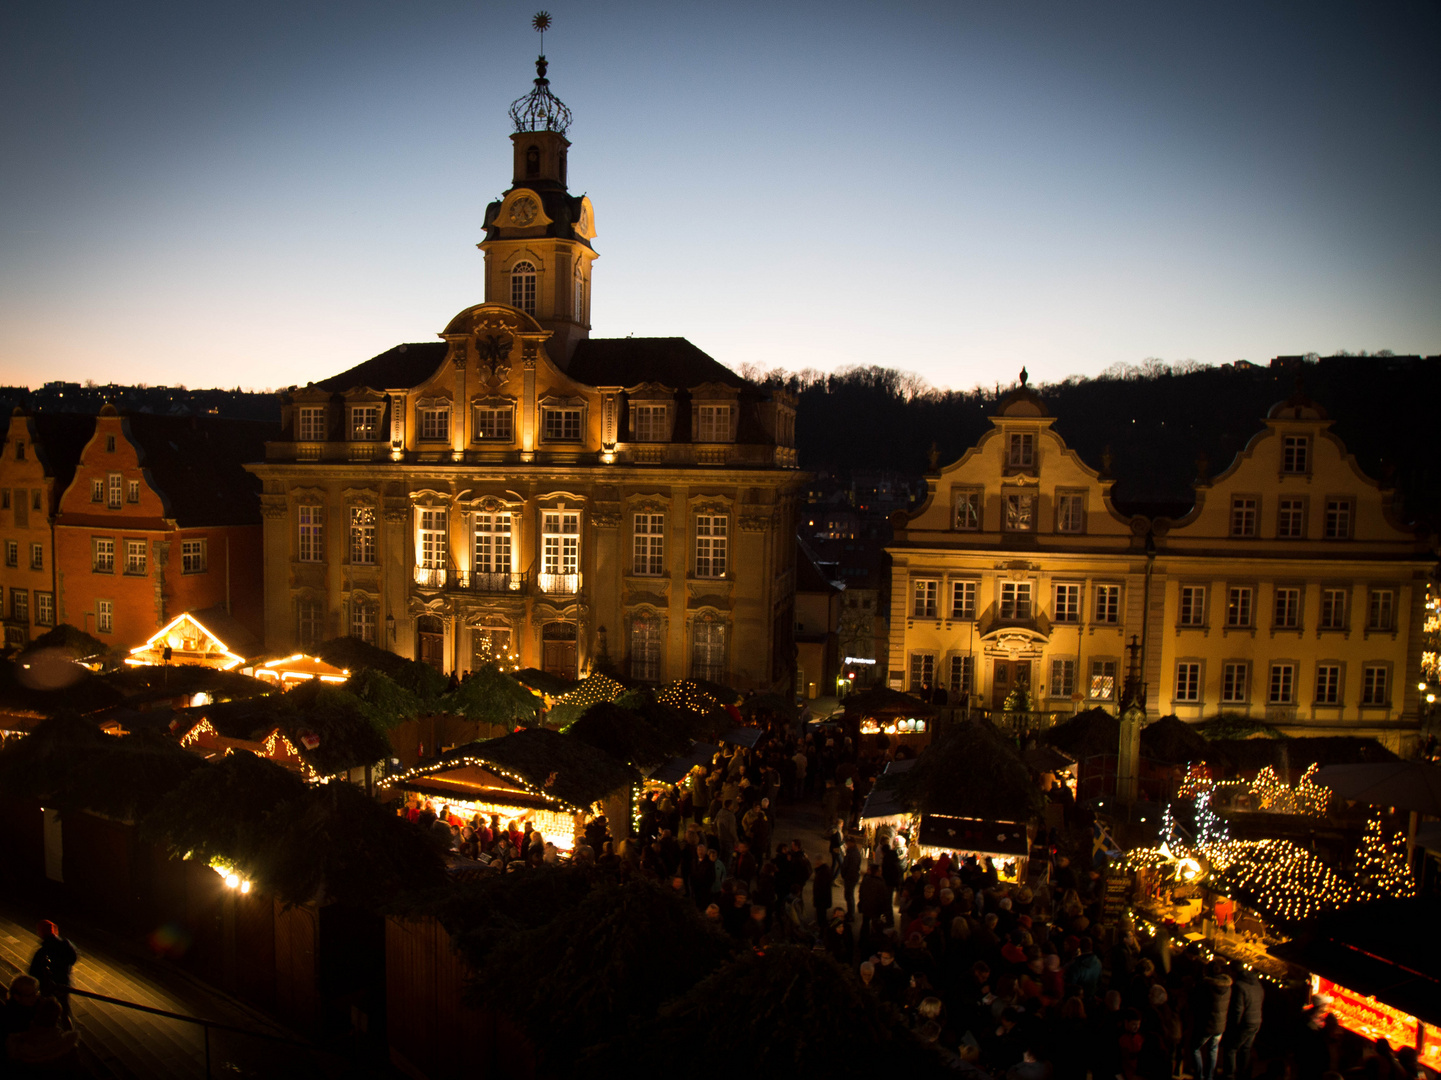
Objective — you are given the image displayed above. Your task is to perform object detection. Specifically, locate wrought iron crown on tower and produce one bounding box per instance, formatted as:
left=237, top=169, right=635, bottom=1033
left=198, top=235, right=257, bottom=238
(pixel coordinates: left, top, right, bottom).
left=508, top=12, right=572, bottom=135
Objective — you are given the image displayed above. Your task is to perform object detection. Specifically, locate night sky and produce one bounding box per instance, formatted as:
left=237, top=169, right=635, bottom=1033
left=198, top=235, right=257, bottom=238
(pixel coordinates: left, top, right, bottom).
left=2, top=1, right=1437, bottom=391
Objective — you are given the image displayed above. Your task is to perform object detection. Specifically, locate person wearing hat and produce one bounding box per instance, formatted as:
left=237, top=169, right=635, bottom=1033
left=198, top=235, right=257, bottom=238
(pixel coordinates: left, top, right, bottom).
left=28, top=922, right=76, bottom=1024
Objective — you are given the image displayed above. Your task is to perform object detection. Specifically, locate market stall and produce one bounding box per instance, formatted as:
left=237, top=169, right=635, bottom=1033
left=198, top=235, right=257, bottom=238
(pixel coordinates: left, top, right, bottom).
left=1271, top=898, right=1441, bottom=1072
left=379, top=728, right=638, bottom=851
left=917, top=812, right=1032, bottom=882
left=839, top=686, right=937, bottom=752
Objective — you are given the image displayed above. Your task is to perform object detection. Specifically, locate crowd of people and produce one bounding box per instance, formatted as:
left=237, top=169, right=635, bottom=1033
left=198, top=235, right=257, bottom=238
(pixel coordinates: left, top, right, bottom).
left=394, top=712, right=1429, bottom=1079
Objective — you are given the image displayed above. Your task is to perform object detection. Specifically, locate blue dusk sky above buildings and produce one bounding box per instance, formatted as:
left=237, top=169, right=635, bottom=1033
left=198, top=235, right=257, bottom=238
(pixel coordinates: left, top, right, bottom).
left=1, top=1, right=1438, bottom=392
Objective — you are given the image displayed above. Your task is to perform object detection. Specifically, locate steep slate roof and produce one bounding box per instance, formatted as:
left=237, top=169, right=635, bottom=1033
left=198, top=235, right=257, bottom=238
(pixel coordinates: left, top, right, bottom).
left=126, top=415, right=276, bottom=527
left=566, top=338, right=747, bottom=389
left=796, top=539, right=840, bottom=595
left=314, top=342, right=448, bottom=393
left=29, top=413, right=95, bottom=507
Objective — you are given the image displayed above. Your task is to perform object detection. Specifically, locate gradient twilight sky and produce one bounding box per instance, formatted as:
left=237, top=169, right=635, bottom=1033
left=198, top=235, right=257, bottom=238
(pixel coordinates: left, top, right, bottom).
left=2, top=1, right=1438, bottom=392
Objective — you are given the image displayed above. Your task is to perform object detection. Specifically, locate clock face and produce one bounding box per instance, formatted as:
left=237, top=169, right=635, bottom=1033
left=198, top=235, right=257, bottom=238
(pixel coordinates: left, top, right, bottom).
left=510, top=196, right=538, bottom=226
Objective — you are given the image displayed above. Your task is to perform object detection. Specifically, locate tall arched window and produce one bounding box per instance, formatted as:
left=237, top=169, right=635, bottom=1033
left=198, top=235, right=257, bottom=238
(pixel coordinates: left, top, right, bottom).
left=510, top=261, right=537, bottom=315
left=573, top=268, right=585, bottom=323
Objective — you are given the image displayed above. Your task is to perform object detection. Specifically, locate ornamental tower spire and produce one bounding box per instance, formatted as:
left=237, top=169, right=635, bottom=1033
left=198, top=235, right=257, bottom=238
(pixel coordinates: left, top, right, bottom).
left=480, top=12, right=597, bottom=369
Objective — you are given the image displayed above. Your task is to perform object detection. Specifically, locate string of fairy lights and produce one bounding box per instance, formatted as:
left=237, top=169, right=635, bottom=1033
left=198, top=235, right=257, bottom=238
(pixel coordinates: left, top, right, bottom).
left=379, top=752, right=591, bottom=816
left=554, top=673, right=625, bottom=709
left=657, top=681, right=724, bottom=715
left=1177, top=762, right=1329, bottom=817
left=1127, top=790, right=1417, bottom=927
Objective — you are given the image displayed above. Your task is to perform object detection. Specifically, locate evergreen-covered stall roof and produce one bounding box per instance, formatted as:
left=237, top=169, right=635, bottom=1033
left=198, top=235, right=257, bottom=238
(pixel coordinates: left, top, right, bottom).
left=104, top=664, right=275, bottom=706
left=0, top=658, right=124, bottom=720
left=384, top=728, right=638, bottom=812
left=440, top=665, right=542, bottom=726
left=901, top=719, right=1043, bottom=822
left=512, top=668, right=580, bottom=698
left=1139, top=715, right=1212, bottom=765
left=315, top=636, right=448, bottom=701
left=564, top=701, right=692, bottom=770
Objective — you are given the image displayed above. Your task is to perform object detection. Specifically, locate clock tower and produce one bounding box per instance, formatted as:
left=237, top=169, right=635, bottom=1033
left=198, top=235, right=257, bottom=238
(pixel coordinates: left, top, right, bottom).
left=479, top=47, right=597, bottom=369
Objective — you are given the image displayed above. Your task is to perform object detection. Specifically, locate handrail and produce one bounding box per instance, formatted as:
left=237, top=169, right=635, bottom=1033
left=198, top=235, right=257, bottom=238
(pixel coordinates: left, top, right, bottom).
left=68, top=986, right=316, bottom=1078
left=68, top=987, right=308, bottom=1045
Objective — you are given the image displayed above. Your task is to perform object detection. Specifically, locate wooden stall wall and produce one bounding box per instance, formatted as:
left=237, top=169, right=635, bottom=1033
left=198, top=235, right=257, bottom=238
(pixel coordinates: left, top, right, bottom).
left=0, top=795, right=44, bottom=885
left=59, top=812, right=135, bottom=927
left=385, top=915, right=534, bottom=1080
left=275, top=901, right=320, bottom=1031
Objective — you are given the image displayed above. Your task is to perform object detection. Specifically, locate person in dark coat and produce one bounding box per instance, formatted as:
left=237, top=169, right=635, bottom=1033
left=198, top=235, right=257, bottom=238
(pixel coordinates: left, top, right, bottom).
left=812, top=856, right=834, bottom=923
left=27, top=922, right=76, bottom=1022
left=840, top=836, right=863, bottom=918
left=1223, top=964, right=1263, bottom=1080
left=822, top=908, right=854, bottom=966
left=1189, top=960, right=1232, bottom=1080
left=858, top=864, right=891, bottom=940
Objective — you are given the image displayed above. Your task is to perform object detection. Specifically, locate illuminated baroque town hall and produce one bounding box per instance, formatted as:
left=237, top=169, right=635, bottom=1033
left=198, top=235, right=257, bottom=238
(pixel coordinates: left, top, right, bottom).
left=249, top=50, right=803, bottom=686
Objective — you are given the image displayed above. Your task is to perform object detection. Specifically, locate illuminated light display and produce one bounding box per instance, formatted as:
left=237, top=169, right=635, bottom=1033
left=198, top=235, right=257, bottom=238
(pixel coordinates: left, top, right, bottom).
left=1314, top=975, right=1441, bottom=1071
left=248, top=654, right=350, bottom=685
left=1354, top=812, right=1418, bottom=900
left=125, top=613, right=247, bottom=670
left=1179, top=762, right=1329, bottom=817
left=657, top=681, right=725, bottom=715
left=554, top=673, right=625, bottom=710
left=412, top=793, right=579, bottom=850
left=858, top=718, right=927, bottom=735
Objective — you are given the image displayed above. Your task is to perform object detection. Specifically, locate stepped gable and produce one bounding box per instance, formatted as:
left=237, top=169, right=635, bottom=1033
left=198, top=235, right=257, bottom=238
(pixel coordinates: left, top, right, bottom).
left=28, top=411, right=96, bottom=501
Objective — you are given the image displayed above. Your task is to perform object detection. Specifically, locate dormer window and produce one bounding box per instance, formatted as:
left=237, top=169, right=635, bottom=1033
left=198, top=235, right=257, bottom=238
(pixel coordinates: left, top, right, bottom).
left=350, top=405, right=380, bottom=441
left=695, top=405, right=732, bottom=443
left=631, top=405, right=669, bottom=442
left=1008, top=432, right=1035, bottom=468
left=297, top=407, right=326, bottom=442
left=1282, top=435, right=1309, bottom=474
left=510, top=261, right=537, bottom=315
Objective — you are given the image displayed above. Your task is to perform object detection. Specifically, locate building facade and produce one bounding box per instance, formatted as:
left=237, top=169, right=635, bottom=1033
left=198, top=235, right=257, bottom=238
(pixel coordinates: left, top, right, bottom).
left=248, top=54, right=803, bottom=688
left=54, top=407, right=269, bottom=650
left=887, top=382, right=1434, bottom=751
left=0, top=411, right=92, bottom=650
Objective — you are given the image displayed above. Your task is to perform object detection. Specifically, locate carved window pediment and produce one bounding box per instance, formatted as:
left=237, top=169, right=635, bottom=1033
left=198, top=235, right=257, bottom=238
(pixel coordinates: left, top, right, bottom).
left=690, top=381, right=742, bottom=400
left=416, top=393, right=453, bottom=408
left=290, top=486, right=327, bottom=504
left=624, top=381, right=676, bottom=399
left=341, top=386, right=387, bottom=403
left=342, top=487, right=380, bottom=503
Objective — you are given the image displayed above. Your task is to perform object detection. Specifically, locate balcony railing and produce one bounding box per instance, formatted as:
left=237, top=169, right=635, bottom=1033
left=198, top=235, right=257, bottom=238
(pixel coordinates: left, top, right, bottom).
left=413, top=565, right=447, bottom=588
left=537, top=572, right=581, bottom=595
left=454, top=569, right=528, bottom=594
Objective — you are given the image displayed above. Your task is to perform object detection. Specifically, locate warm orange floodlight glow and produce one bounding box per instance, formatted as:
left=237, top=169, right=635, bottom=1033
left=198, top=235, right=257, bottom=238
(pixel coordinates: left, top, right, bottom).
left=126, top=613, right=245, bottom=670
left=249, top=653, right=349, bottom=685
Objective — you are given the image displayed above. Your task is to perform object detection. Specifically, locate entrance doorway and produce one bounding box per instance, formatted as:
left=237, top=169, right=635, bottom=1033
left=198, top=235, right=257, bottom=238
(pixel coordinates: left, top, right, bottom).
left=417, top=615, right=445, bottom=672
left=542, top=622, right=578, bottom=680
left=991, top=658, right=1030, bottom=711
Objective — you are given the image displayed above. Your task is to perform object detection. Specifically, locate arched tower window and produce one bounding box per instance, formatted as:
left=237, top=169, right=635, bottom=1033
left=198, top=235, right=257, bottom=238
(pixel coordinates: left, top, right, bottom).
left=573, top=265, right=585, bottom=323
left=510, top=261, right=537, bottom=315
left=525, top=145, right=540, bottom=178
